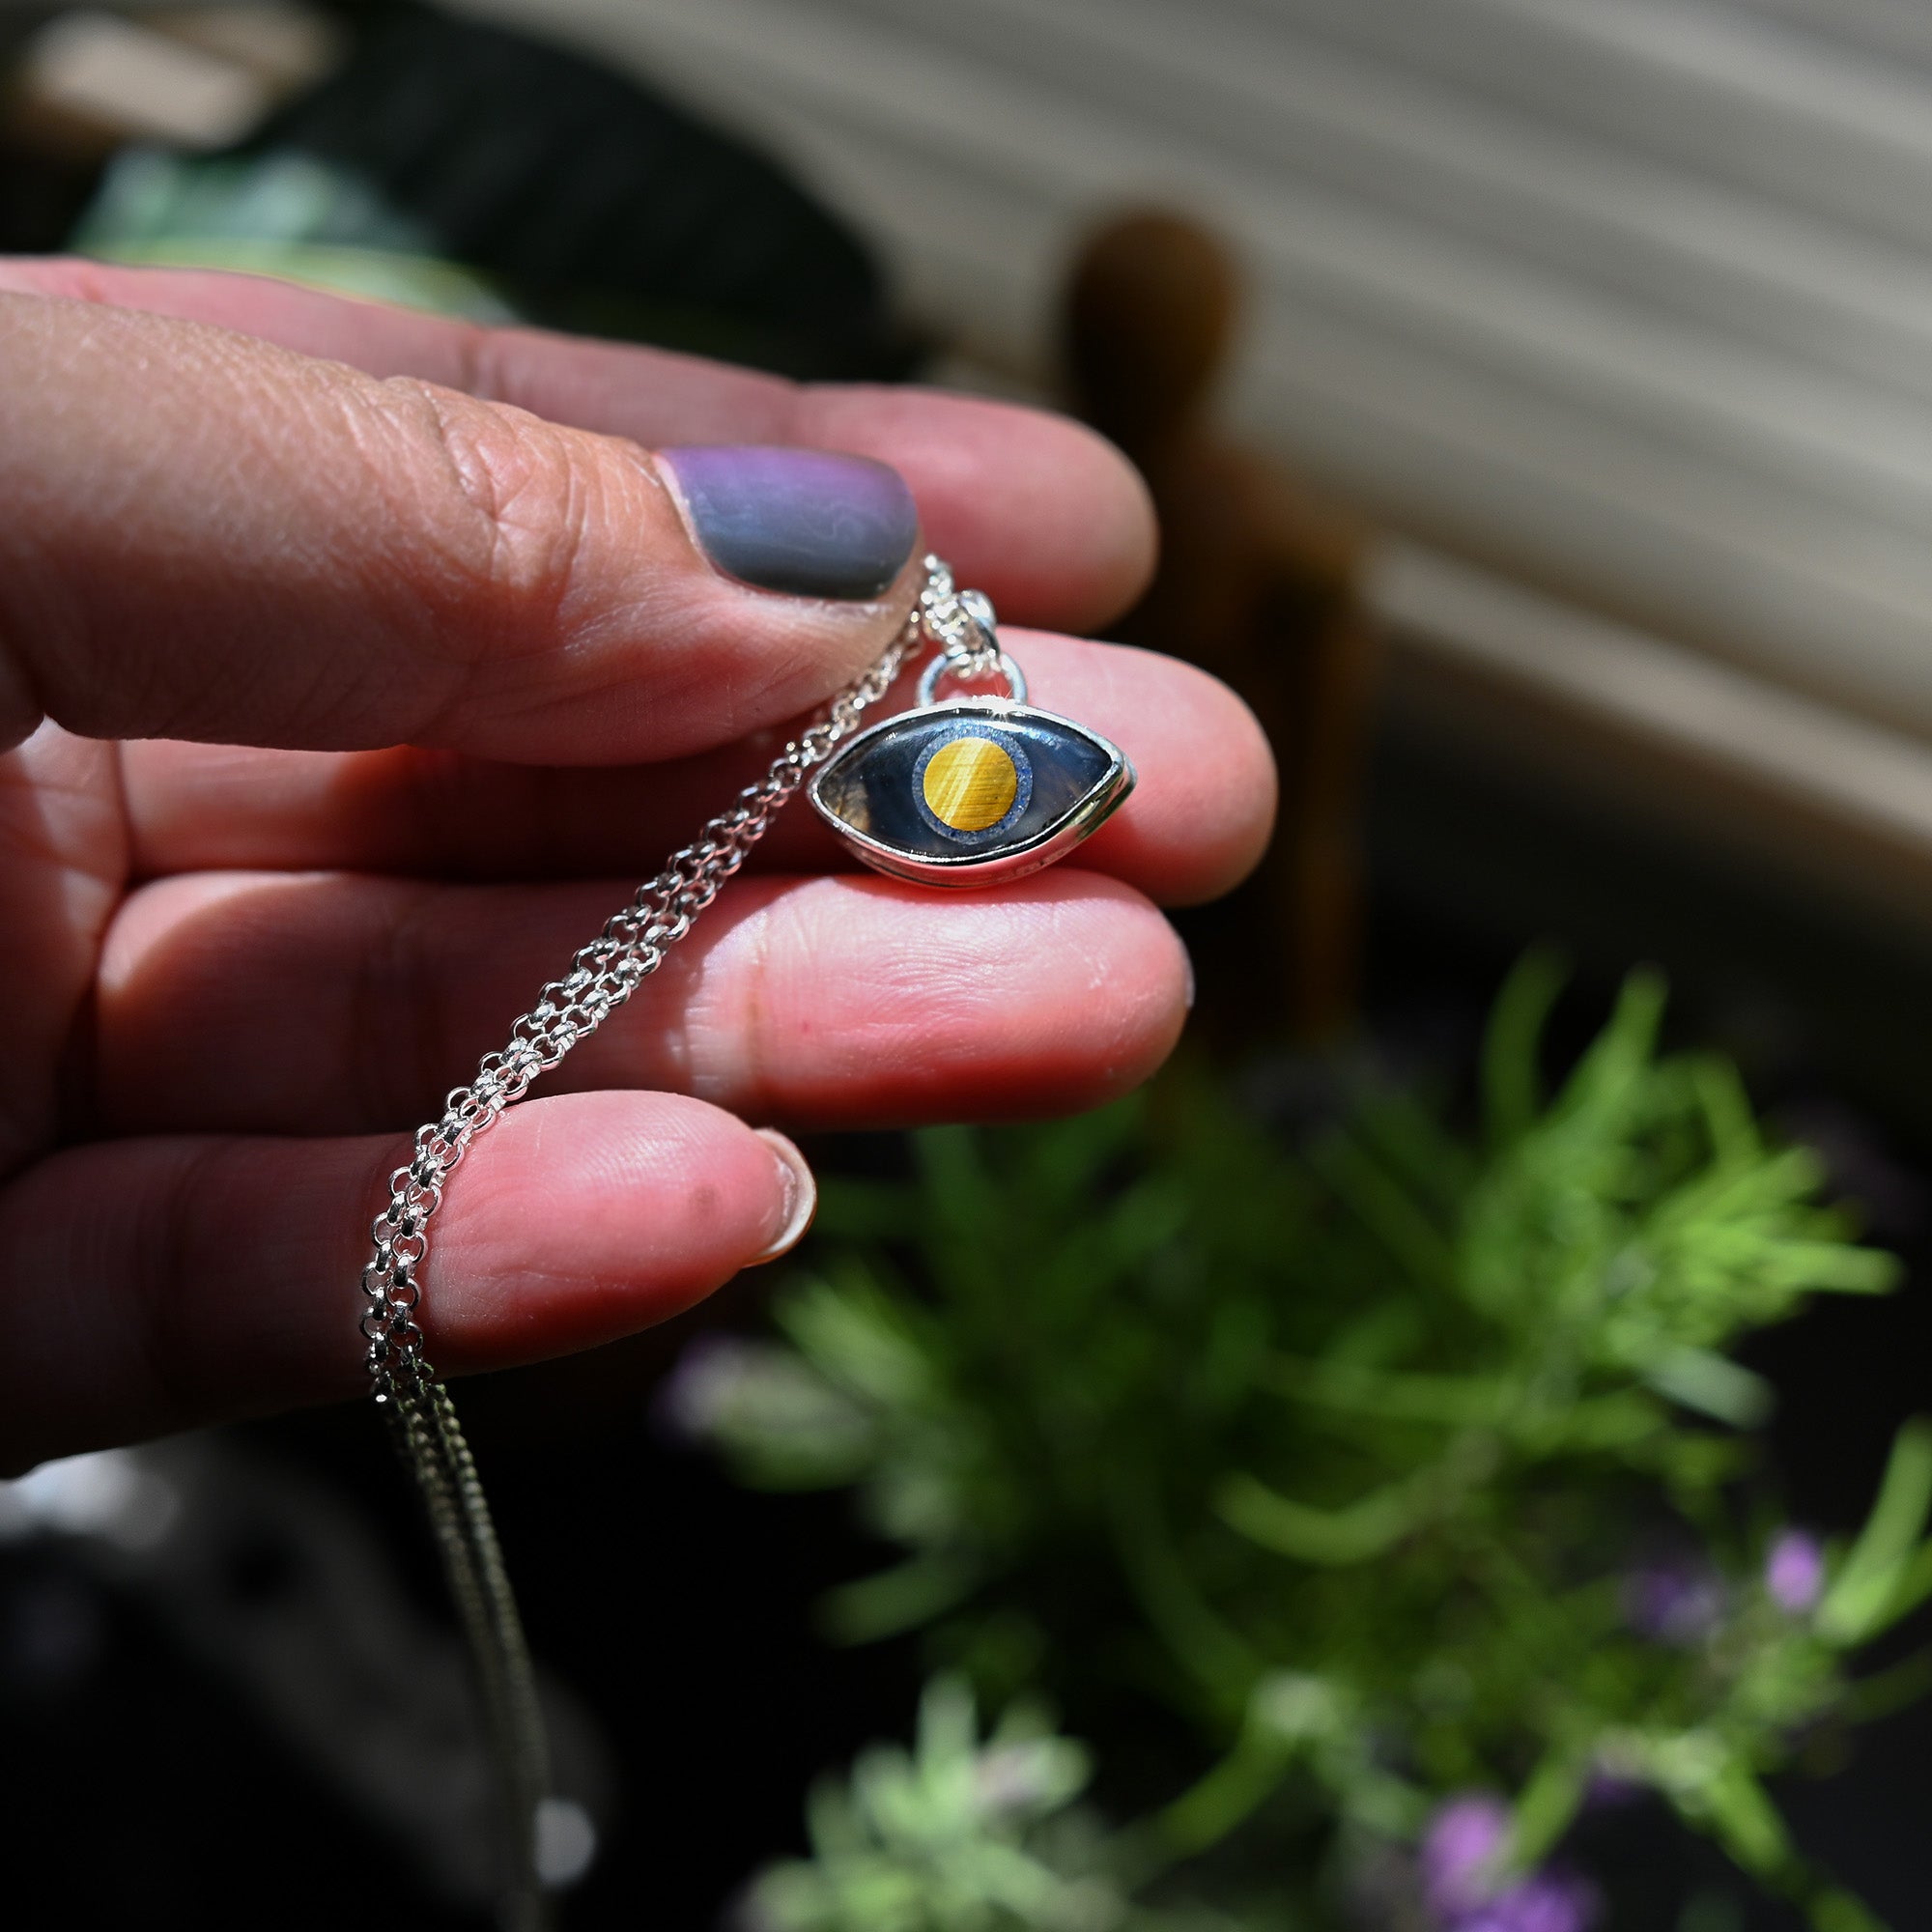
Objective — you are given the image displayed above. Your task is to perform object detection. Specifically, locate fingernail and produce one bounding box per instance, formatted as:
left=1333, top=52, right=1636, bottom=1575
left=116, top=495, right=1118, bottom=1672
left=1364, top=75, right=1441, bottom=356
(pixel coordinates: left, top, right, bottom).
left=660, top=445, right=919, bottom=600
left=750, top=1128, right=817, bottom=1264
left=1181, top=943, right=1197, bottom=1011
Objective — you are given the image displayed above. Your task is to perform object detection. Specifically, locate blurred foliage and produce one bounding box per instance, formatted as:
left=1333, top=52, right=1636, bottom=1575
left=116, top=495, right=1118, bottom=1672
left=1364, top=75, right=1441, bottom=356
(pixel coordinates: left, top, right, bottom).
left=744, top=1676, right=1155, bottom=1932
left=679, top=961, right=1932, bottom=1930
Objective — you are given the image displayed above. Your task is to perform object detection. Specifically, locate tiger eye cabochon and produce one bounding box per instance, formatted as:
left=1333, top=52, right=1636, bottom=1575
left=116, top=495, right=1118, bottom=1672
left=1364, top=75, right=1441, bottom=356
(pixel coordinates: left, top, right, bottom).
left=921, top=736, right=1020, bottom=831
left=811, top=707, right=1129, bottom=879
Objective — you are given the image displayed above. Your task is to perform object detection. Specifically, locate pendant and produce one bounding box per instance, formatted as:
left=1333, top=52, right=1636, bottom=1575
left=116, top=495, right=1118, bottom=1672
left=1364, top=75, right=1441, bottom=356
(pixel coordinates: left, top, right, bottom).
left=809, top=562, right=1135, bottom=889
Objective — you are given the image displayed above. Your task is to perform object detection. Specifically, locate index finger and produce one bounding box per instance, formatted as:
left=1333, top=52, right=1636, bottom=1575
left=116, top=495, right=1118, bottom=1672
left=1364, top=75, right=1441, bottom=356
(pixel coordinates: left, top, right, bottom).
left=0, top=258, right=1156, bottom=635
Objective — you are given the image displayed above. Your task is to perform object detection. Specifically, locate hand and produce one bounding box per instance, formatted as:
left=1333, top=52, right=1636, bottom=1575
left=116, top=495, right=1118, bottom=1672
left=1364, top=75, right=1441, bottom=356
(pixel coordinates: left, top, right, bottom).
left=0, top=261, right=1275, bottom=1470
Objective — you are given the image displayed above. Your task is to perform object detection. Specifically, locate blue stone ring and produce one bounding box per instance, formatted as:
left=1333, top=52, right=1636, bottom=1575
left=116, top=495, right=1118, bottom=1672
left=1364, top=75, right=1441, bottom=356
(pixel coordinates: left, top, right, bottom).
left=810, top=563, right=1134, bottom=889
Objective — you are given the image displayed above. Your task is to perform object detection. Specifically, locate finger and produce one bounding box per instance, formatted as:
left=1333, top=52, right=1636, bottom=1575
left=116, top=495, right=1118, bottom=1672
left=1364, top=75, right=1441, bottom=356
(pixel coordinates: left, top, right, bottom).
left=0, top=1092, right=814, bottom=1468
left=0, top=291, right=924, bottom=759
left=122, top=636, right=1276, bottom=907
left=0, top=258, right=1153, bottom=633
left=93, top=870, right=1190, bottom=1137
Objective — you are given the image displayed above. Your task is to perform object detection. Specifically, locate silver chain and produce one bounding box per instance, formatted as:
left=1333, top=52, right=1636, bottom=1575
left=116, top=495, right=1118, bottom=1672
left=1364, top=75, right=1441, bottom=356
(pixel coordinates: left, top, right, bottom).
left=355, top=555, right=992, bottom=1394
left=918, top=556, right=1003, bottom=682
left=354, top=554, right=983, bottom=1928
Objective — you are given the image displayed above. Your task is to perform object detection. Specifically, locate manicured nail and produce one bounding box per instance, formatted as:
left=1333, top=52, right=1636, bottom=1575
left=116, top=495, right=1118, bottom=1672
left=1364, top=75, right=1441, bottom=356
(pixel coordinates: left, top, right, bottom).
left=750, top=1128, right=817, bottom=1264
left=660, top=445, right=919, bottom=599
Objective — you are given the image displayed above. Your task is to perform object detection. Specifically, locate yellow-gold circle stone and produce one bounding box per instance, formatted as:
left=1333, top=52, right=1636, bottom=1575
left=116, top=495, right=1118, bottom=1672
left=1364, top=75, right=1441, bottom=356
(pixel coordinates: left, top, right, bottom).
left=923, top=736, right=1019, bottom=831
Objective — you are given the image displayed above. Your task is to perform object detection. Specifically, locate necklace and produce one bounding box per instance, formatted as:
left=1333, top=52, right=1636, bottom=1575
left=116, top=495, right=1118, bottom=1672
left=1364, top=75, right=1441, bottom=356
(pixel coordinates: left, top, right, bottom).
left=356, top=555, right=1133, bottom=1928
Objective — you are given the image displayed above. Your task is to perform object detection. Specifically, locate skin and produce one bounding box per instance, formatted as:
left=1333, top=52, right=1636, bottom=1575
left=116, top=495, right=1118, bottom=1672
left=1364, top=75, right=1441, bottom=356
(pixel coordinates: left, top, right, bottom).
left=0, top=260, right=1277, bottom=1470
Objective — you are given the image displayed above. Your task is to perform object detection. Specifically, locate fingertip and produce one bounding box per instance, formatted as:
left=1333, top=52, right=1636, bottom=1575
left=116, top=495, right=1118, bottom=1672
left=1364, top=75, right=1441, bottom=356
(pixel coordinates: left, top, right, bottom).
left=1010, top=635, right=1278, bottom=905
left=1111, top=885, right=1194, bottom=1094
left=1125, top=667, right=1277, bottom=905
left=802, top=386, right=1158, bottom=634
left=977, top=411, right=1157, bottom=634
left=432, top=1092, right=805, bottom=1367
left=1051, top=417, right=1160, bottom=630
left=1006, top=874, right=1188, bottom=1110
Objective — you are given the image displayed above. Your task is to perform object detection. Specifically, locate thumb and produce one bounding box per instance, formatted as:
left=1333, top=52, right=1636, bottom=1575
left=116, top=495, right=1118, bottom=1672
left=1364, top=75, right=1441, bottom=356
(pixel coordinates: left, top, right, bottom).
left=0, top=293, right=922, bottom=761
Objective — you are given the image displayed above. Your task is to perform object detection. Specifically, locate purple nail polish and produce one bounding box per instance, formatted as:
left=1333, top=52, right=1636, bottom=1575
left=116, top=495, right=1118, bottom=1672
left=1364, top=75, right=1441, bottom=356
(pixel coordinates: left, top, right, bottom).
left=661, top=445, right=919, bottom=600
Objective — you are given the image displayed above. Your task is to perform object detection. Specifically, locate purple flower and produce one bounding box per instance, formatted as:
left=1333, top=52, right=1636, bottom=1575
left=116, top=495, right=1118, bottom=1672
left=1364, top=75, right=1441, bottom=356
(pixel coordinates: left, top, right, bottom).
left=1462, top=1871, right=1600, bottom=1932
left=1622, top=1558, right=1724, bottom=1644
left=1765, top=1530, right=1825, bottom=1614
left=1422, top=1795, right=1511, bottom=1919
left=1420, top=1796, right=1601, bottom=1932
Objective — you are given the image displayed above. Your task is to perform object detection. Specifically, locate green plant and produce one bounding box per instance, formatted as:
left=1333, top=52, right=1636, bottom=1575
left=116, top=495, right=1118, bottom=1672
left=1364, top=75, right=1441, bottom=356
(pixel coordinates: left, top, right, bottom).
left=744, top=1676, right=1145, bottom=1932
left=676, top=962, right=1932, bottom=1929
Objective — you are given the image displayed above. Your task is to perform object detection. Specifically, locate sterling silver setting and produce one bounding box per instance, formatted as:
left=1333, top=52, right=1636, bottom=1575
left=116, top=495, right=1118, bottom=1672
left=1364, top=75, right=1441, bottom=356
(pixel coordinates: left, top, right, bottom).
left=808, top=556, right=1135, bottom=889
left=810, top=697, right=1132, bottom=888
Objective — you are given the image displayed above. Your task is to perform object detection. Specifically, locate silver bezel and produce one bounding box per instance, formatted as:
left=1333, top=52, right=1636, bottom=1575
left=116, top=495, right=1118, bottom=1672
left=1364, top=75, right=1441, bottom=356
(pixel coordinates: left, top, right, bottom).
left=809, top=697, right=1136, bottom=889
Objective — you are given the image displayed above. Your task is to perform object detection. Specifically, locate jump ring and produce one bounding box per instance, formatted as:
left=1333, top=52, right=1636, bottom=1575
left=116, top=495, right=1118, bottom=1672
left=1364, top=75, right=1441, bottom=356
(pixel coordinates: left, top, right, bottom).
left=918, top=648, right=1028, bottom=707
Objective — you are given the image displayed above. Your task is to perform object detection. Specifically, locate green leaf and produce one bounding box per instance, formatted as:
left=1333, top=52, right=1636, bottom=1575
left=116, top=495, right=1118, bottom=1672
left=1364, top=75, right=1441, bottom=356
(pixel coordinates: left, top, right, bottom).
left=1508, top=1744, right=1590, bottom=1870
left=819, top=1552, right=983, bottom=1645
left=1154, top=1674, right=1348, bottom=1857
left=1482, top=946, right=1568, bottom=1147
left=1215, top=1470, right=1434, bottom=1566
left=1263, top=1354, right=1509, bottom=1427
left=1693, top=1760, right=1793, bottom=1880
left=1689, top=1056, right=1760, bottom=1168
left=1106, top=1476, right=1260, bottom=1697
left=1807, top=1888, right=1891, bottom=1932
left=1839, top=1645, right=1932, bottom=1724
left=1869, top=1541, right=1932, bottom=1636
left=1153, top=1743, right=1296, bottom=1859
left=1311, top=1137, right=1457, bottom=1290
left=1639, top=1348, right=1776, bottom=1428
left=781, top=1273, right=941, bottom=1411
left=1819, top=1418, right=1932, bottom=1645
left=1548, top=966, right=1666, bottom=1133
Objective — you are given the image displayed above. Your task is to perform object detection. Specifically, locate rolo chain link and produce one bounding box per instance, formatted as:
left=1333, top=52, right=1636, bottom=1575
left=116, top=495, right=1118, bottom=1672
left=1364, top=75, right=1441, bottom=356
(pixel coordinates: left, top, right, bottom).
left=918, top=555, right=1002, bottom=681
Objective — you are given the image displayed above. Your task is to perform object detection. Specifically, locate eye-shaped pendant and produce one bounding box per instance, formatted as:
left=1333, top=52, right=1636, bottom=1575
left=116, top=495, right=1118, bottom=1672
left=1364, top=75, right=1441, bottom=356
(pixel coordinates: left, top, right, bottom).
left=810, top=566, right=1134, bottom=889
